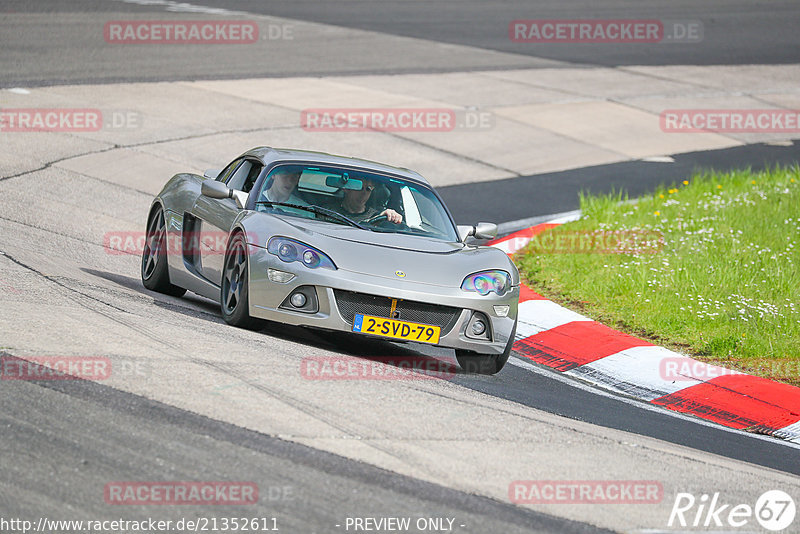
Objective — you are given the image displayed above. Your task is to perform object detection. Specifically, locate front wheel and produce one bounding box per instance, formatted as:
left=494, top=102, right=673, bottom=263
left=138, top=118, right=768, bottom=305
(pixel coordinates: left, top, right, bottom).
left=221, top=233, right=264, bottom=330
left=141, top=206, right=186, bottom=297
left=455, top=319, right=517, bottom=375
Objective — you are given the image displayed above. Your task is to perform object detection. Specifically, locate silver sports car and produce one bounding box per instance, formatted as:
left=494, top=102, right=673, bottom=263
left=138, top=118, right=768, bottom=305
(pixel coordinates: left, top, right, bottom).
left=141, top=148, right=519, bottom=374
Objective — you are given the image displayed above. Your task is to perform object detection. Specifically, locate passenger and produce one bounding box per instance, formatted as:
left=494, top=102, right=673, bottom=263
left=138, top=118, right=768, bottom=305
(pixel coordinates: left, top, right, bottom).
left=261, top=167, right=308, bottom=205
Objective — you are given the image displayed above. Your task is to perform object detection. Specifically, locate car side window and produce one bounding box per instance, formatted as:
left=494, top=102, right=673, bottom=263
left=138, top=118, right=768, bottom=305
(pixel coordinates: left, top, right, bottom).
left=226, top=160, right=262, bottom=192
left=240, top=161, right=263, bottom=193
left=216, top=159, right=242, bottom=183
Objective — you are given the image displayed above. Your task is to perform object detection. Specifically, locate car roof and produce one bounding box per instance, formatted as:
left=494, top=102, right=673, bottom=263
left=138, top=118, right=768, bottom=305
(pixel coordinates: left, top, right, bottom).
left=243, top=147, right=431, bottom=186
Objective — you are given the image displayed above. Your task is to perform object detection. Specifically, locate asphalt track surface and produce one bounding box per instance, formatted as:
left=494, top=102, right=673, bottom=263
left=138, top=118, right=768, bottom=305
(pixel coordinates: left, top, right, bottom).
left=2, top=375, right=606, bottom=534
left=4, top=0, right=799, bottom=227
left=451, top=362, right=800, bottom=476
left=3, top=0, right=800, bottom=86
left=197, top=0, right=800, bottom=67
left=2, top=1, right=800, bottom=532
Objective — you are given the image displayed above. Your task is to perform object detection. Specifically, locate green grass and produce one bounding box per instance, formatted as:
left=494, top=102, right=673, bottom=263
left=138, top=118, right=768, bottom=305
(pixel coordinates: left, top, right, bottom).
left=516, top=166, right=800, bottom=386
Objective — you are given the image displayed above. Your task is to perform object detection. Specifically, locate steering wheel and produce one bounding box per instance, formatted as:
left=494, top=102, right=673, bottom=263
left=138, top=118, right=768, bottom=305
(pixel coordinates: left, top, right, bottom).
left=363, top=213, right=389, bottom=225
left=364, top=212, right=407, bottom=230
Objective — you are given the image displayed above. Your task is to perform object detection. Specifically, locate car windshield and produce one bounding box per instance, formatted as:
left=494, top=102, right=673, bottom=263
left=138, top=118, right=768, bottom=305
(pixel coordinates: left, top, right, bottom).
left=254, top=163, right=459, bottom=241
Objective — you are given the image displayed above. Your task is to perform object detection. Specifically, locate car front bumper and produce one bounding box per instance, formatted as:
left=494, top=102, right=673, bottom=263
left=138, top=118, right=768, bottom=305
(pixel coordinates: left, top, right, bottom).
left=246, top=245, right=519, bottom=355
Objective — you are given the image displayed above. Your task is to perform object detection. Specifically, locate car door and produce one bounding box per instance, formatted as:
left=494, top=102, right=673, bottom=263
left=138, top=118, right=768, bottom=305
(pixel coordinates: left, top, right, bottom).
left=191, top=158, right=262, bottom=285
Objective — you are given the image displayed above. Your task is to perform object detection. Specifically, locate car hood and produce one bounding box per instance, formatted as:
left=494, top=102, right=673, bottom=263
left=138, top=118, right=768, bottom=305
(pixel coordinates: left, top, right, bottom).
left=241, top=214, right=518, bottom=287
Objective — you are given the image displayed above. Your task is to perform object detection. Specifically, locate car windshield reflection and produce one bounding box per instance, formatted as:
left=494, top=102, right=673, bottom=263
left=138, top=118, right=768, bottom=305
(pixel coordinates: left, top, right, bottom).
left=255, top=164, right=458, bottom=242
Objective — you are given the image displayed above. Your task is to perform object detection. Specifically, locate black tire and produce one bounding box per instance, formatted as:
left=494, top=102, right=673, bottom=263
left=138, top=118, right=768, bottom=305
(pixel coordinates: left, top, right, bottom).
left=220, top=233, right=264, bottom=330
left=141, top=206, right=186, bottom=297
left=455, top=319, right=517, bottom=375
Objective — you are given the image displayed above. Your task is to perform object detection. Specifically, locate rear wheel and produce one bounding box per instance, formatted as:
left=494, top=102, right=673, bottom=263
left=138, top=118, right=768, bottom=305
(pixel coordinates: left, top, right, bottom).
left=455, top=319, right=517, bottom=375
left=221, top=233, right=264, bottom=330
left=141, top=207, right=186, bottom=297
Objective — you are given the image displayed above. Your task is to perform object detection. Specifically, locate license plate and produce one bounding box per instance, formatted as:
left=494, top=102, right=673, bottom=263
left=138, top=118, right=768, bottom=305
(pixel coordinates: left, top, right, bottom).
left=353, top=314, right=441, bottom=344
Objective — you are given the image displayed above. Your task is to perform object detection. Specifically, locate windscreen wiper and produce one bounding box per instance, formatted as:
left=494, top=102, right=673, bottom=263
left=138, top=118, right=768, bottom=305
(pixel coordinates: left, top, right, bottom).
left=255, top=201, right=366, bottom=230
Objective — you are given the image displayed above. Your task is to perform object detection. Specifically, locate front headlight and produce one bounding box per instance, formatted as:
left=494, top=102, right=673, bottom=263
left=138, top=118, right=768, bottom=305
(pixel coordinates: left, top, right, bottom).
left=461, top=270, right=511, bottom=296
left=267, top=237, right=336, bottom=270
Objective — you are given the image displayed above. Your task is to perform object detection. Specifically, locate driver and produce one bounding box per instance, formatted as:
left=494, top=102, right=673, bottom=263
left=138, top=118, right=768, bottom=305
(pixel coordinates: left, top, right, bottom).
left=339, top=178, right=402, bottom=224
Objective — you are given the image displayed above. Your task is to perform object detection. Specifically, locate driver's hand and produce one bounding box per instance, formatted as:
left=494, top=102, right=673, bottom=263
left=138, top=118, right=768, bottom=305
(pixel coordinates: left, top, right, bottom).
left=381, top=209, right=403, bottom=224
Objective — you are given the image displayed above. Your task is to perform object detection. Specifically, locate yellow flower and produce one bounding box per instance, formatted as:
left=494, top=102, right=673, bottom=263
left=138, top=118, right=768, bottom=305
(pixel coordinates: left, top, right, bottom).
left=717, top=185, right=722, bottom=189
left=654, top=211, right=660, bottom=216
left=751, top=180, right=756, bottom=185
left=659, top=194, right=664, bottom=199
left=792, top=178, right=796, bottom=183
left=682, top=180, right=689, bottom=185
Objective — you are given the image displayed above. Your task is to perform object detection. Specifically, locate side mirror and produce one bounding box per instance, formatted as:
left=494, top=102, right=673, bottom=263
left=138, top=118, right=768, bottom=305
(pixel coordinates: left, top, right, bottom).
left=201, top=179, right=231, bottom=199
left=201, top=180, right=248, bottom=209
left=457, top=222, right=498, bottom=242
left=473, top=222, right=498, bottom=240
left=204, top=168, right=222, bottom=180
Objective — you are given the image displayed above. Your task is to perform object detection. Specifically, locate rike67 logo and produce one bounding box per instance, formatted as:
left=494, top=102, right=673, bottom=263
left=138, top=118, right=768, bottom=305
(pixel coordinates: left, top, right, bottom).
left=669, top=490, right=796, bottom=531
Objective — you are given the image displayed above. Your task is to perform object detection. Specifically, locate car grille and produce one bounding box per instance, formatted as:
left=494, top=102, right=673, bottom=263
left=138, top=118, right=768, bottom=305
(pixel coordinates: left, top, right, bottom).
left=333, top=289, right=462, bottom=334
